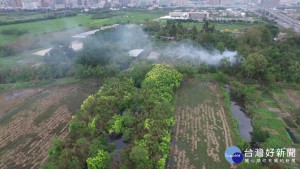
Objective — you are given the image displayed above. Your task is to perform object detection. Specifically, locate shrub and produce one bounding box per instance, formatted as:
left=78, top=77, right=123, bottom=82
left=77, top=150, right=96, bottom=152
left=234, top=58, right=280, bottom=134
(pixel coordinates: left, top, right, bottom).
left=251, top=127, right=270, bottom=143
left=86, top=150, right=110, bottom=169
left=213, top=71, right=227, bottom=83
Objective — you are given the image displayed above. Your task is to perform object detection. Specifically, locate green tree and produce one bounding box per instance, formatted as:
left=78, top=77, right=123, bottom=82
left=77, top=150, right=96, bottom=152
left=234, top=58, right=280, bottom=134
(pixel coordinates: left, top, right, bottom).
left=48, top=138, right=63, bottom=157
left=130, top=145, right=150, bottom=168
left=251, top=127, right=270, bottom=143
left=191, top=25, right=198, bottom=40
left=86, top=150, right=110, bottom=169
left=216, top=42, right=225, bottom=52
left=288, top=61, right=300, bottom=83
left=108, top=114, right=124, bottom=134
left=242, top=53, right=268, bottom=79
left=130, top=61, right=153, bottom=87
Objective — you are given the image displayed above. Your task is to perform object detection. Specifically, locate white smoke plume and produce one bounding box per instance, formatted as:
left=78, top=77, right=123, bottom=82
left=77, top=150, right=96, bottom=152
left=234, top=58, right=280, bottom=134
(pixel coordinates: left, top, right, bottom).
left=163, top=43, right=238, bottom=65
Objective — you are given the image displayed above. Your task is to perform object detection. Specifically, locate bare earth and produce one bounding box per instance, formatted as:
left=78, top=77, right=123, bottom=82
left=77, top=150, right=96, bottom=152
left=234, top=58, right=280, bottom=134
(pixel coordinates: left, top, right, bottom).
left=0, top=83, right=99, bottom=169
left=0, top=88, right=43, bottom=117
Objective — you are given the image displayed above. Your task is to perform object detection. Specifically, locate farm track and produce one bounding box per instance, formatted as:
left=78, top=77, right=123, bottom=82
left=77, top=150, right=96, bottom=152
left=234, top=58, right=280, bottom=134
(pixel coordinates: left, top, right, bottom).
left=0, top=83, right=100, bottom=169
left=168, top=78, right=235, bottom=169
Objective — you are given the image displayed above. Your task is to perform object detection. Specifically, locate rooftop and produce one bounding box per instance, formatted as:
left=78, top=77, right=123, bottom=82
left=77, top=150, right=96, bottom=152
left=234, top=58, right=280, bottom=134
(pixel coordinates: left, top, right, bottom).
left=129, top=49, right=144, bottom=57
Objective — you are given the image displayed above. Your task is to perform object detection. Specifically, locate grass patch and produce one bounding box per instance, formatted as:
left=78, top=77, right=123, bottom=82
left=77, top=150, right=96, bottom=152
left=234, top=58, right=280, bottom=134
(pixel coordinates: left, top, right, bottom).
left=54, top=77, right=80, bottom=85
left=254, top=107, right=290, bottom=148
left=0, top=48, right=45, bottom=70
left=0, top=79, right=53, bottom=93
left=249, top=88, right=293, bottom=149
left=0, top=12, right=165, bottom=45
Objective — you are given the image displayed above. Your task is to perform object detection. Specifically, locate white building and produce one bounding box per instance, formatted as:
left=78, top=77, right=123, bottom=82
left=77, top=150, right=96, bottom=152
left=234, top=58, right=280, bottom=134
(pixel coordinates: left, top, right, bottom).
left=189, top=11, right=210, bottom=21
left=129, top=49, right=144, bottom=58
left=169, top=12, right=189, bottom=18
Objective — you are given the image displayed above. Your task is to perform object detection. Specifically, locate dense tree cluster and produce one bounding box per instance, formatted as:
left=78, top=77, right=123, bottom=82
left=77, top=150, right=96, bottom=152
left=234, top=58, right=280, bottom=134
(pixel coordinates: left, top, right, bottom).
left=126, top=64, right=182, bottom=169
left=145, top=20, right=237, bottom=51
left=43, top=77, right=137, bottom=168
left=144, top=20, right=299, bottom=83
left=43, top=64, right=182, bottom=169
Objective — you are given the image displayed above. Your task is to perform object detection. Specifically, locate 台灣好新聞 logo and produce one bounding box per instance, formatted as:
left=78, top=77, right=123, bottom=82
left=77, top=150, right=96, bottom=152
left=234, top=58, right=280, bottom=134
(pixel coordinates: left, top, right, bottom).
left=225, top=146, right=243, bottom=163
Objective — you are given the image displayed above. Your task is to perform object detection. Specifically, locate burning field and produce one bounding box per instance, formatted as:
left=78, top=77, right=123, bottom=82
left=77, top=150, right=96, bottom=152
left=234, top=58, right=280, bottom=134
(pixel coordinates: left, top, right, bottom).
left=0, top=82, right=100, bottom=168
left=168, top=75, right=235, bottom=169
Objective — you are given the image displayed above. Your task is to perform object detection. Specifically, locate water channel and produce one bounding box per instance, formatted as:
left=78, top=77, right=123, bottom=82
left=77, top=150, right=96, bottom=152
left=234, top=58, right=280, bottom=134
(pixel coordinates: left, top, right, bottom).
left=225, top=85, right=253, bottom=142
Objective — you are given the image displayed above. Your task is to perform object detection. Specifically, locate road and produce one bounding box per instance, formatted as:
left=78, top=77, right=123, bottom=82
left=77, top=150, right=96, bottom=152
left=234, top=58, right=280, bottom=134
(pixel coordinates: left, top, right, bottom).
left=251, top=7, right=300, bottom=32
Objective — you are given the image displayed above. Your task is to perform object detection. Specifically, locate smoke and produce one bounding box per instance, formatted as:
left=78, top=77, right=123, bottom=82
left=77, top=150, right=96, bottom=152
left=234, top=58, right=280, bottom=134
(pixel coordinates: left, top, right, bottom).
left=41, top=24, right=238, bottom=67
left=96, top=25, right=238, bottom=66
left=92, top=25, right=152, bottom=51
left=163, top=43, right=238, bottom=66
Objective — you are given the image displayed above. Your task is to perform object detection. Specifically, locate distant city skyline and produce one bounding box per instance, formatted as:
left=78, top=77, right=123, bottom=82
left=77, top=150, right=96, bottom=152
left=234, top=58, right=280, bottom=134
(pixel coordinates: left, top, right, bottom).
left=1, top=0, right=299, bottom=9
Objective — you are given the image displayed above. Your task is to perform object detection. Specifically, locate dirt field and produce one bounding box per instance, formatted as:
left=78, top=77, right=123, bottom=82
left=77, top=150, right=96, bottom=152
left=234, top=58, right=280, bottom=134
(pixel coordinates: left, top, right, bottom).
left=0, top=82, right=100, bottom=169
left=168, top=76, right=235, bottom=169
left=0, top=88, right=43, bottom=117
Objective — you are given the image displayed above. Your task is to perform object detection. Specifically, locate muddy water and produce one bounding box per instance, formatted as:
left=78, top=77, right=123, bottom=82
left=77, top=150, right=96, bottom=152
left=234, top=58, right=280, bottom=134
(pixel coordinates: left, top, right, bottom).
left=108, top=135, right=128, bottom=163
left=225, top=85, right=253, bottom=142
left=108, top=135, right=128, bottom=150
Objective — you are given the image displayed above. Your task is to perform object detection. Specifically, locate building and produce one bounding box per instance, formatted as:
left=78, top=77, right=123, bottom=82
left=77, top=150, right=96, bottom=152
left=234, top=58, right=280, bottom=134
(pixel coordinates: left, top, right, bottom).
left=209, top=0, right=220, bottom=5
left=169, top=12, right=189, bottom=18
left=175, top=0, right=188, bottom=6
left=189, top=11, right=209, bottom=21
left=261, top=0, right=279, bottom=8
left=129, top=49, right=144, bottom=58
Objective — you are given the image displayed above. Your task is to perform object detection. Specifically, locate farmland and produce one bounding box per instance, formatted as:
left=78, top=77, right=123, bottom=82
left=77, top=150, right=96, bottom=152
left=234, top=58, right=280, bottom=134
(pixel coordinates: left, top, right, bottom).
left=0, top=80, right=100, bottom=168
left=168, top=75, right=235, bottom=169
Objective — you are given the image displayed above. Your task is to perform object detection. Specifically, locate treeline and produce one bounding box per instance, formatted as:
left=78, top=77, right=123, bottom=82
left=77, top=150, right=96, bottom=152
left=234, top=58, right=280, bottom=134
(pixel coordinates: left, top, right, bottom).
left=43, top=64, right=183, bottom=169
left=89, top=10, right=123, bottom=19
left=145, top=20, right=238, bottom=51
left=125, top=64, right=182, bottom=169
left=144, top=20, right=300, bottom=83
left=1, top=28, right=28, bottom=36
left=0, top=11, right=77, bottom=25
